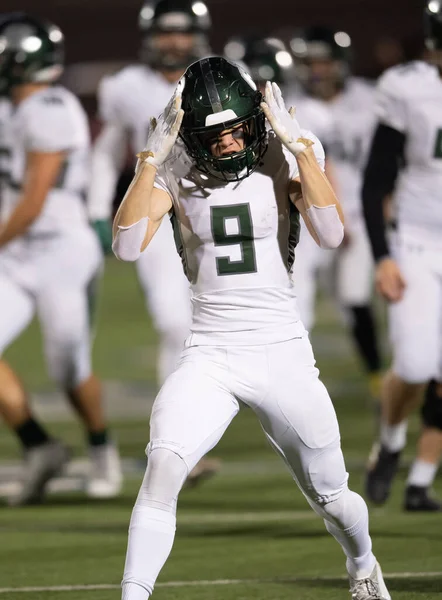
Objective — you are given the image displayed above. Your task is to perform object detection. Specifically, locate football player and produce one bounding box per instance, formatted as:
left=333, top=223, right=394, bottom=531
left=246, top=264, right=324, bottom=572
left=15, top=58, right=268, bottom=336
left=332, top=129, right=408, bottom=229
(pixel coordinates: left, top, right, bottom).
left=88, top=0, right=219, bottom=484
left=113, top=57, right=390, bottom=600
left=289, top=27, right=383, bottom=402
left=0, top=12, right=122, bottom=505
left=363, top=1, right=442, bottom=511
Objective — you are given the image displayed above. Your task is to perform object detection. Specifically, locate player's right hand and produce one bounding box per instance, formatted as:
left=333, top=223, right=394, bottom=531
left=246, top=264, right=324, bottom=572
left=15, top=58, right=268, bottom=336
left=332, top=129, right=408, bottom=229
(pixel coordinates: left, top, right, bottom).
left=375, top=257, right=406, bottom=302
left=136, top=79, right=185, bottom=170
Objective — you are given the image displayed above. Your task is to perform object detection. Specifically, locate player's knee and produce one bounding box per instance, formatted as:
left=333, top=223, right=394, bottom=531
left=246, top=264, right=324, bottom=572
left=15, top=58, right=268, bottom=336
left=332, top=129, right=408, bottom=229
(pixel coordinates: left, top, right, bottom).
left=321, top=487, right=368, bottom=530
left=46, top=338, right=91, bottom=389
left=393, top=352, right=436, bottom=384
left=421, top=380, right=442, bottom=430
left=137, top=447, right=189, bottom=513
left=304, top=442, right=349, bottom=506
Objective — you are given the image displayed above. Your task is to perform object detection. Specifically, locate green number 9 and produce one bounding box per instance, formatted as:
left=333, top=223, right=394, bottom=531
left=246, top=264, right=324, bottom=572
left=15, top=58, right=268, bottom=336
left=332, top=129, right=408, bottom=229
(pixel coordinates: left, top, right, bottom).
left=211, top=204, right=257, bottom=276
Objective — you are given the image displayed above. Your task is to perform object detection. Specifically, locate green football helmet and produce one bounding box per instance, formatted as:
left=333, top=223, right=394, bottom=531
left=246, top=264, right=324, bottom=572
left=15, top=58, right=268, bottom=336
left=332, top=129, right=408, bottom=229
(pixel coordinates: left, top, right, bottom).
left=224, top=36, right=294, bottom=88
left=179, top=56, right=267, bottom=182
left=139, top=0, right=211, bottom=71
left=0, top=12, right=64, bottom=96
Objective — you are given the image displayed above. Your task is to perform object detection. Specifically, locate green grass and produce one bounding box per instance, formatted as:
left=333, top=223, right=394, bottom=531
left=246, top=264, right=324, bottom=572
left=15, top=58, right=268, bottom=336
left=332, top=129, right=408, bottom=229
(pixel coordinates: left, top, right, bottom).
left=0, top=257, right=440, bottom=600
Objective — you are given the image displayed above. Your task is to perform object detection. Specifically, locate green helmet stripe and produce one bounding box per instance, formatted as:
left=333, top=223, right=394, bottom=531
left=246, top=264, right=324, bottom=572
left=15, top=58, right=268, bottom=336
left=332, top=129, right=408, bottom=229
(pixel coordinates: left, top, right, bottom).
left=200, top=58, right=223, bottom=114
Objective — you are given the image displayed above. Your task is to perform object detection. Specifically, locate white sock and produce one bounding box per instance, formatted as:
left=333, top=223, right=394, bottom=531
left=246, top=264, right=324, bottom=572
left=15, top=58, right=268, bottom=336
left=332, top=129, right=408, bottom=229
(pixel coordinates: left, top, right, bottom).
left=319, top=489, right=376, bottom=580
left=346, top=551, right=377, bottom=580
left=380, top=420, right=407, bottom=452
left=407, top=460, right=438, bottom=488
left=122, top=506, right=176, bottom=600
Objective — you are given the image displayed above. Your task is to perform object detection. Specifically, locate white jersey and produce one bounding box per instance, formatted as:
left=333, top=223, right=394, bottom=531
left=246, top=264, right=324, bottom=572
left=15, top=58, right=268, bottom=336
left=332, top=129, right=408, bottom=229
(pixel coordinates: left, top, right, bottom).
left=154, top=130, right=325, bottom=346
left=376, top=61, right=442, bottom=236
left=1, top=86, right=90, bottom=236
left=99, top=64, right=177, bottom=155
left=326, top=78, right=377, bottom=221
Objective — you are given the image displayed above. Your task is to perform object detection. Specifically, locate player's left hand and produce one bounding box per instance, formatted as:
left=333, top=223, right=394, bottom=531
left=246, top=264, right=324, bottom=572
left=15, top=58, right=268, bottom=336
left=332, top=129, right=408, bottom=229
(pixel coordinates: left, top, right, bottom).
left=260, top=81, right=313, bottom=156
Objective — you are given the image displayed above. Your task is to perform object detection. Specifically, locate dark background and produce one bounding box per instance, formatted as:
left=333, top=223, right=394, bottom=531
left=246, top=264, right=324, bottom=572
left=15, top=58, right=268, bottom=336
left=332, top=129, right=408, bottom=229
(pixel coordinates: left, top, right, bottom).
left=3, top=0, right=425, bottom=77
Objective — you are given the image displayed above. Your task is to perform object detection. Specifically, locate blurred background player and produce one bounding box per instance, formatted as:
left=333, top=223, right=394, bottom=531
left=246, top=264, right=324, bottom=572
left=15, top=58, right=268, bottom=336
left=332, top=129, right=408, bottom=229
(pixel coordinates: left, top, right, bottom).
left=363, top=0, right=442, bottom=511
left=0, top=12, right=122, bottom=505
left=289, top=26, right=383, bottom=404
left=88, top=0, right=219, bottom=484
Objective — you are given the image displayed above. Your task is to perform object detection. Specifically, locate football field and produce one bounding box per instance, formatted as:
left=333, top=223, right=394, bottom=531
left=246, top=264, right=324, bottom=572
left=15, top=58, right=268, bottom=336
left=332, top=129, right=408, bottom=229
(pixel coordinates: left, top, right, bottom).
left=1, top=258, right=441, bottom=600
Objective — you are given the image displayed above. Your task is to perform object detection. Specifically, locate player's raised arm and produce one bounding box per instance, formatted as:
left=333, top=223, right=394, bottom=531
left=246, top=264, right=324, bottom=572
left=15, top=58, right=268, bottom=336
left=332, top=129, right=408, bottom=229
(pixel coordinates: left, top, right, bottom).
left=112, top=88, right=184, bottom=262
left=261, top=81, right=344, bottom=249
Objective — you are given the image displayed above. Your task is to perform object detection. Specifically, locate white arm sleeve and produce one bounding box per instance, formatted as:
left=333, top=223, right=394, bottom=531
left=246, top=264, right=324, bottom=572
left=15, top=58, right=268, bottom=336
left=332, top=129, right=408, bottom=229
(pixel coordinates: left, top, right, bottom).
left=112, top=216, right=149, bottom=262
left=87, top=122, right=128, bottom=220
left=306, top=204, right=344, bottom=249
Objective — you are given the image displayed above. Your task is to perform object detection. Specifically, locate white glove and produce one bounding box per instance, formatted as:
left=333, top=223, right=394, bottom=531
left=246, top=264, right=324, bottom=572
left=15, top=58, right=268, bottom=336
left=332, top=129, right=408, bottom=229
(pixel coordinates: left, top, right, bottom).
left=136, top=79, right=185, bottom=169
left=260, top=81, right=313, bottom=156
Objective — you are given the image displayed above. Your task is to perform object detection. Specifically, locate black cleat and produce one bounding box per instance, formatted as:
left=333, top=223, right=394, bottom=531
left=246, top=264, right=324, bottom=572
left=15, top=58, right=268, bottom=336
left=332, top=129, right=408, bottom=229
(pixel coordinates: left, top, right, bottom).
left=404, top=485, right=442, bottom=512
left=365, top=443, right=401, bottom=505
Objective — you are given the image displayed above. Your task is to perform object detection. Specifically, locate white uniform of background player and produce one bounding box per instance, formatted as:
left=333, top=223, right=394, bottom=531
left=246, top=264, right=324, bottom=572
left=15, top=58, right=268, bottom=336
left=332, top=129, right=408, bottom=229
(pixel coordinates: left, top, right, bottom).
left=0, top=14, right=122, bottom=506
left=113, top=58, right=390, bottom=600
left=363, top=48, right=442, bottom=510
left=90, top=66, right=191, bottom=382
left=288, top=28, right=383, bottom=397
left=0, top=86, right=102, bottom=393
left=326, top=78, right=376, bottom=308
left=291, top=79, right=376, bottom=329
left=375, top=62, right=442, bottom=382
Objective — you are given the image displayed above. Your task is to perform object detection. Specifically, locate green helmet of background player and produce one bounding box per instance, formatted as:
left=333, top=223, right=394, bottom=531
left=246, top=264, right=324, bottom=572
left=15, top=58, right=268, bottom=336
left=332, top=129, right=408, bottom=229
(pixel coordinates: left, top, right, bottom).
left=179, top=56, right=267, bottom=182
left=224, top=36, right=294, bottom=89
left=139, top=0, right=211, bottom=71
left=0, top=12, right=64, bottom=96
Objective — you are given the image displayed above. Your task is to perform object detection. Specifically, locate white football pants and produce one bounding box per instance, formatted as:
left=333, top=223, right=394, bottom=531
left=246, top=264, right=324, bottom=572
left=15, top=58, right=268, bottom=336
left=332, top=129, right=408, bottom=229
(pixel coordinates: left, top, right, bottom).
left=123, top=336, right=376, bottom=597
left=135, top=216, right=192, bottom=384
left=0, top=227, right=102, bottom=389
left=389, top=227, right=442, bottom=383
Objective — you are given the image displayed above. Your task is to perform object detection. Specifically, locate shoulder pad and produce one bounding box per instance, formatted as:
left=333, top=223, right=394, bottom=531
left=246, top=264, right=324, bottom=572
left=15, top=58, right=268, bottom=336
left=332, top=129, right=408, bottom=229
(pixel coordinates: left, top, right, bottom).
left=377, top=61, right=433, bottom=97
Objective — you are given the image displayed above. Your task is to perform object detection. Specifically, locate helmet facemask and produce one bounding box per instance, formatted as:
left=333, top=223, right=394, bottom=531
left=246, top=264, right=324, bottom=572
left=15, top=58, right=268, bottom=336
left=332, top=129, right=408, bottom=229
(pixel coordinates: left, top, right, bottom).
left=179, top=57, right=268, bottom=182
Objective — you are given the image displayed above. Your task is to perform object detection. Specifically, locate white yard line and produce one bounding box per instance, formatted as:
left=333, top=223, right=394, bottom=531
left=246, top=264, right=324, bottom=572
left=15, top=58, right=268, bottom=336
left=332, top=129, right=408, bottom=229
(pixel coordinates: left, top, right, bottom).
left=1, top=571, right=442, bottom=594
left=178, top=510, right=315, bottom=523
